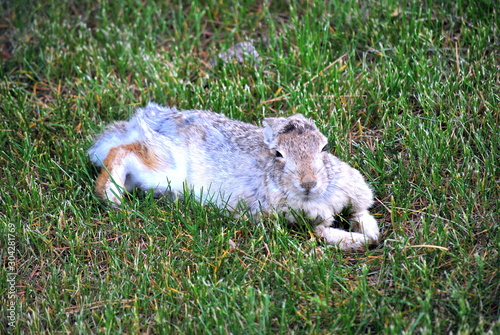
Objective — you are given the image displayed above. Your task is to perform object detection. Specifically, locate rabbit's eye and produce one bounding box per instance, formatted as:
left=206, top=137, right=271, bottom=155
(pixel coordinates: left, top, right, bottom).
left=275, top=150, right=283, bottom=158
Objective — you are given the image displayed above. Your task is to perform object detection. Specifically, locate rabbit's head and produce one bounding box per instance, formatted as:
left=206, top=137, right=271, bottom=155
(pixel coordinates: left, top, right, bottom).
left=263, top=114, right=329, bottom=200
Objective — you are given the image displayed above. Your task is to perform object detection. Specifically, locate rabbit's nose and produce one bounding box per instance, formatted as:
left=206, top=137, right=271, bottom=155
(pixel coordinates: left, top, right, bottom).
left=300, top=176, right=317, bottom=191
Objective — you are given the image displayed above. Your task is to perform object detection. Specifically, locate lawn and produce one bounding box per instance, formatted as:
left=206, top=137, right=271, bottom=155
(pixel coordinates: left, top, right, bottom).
left=1, top=0, right=498, bottom=333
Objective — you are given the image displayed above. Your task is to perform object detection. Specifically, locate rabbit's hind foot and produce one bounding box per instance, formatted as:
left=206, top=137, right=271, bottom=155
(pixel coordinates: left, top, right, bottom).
left=95, top=142, right=160, bottom=206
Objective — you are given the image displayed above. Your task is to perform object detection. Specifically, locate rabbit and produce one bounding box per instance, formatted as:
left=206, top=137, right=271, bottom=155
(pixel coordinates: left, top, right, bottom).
left=88, top=103, right=380, bottom=250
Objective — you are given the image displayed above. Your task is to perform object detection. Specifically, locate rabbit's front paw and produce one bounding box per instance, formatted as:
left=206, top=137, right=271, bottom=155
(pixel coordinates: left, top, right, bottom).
left=315, top=226, right=371, bottom=250
left=352, top=211, right=379, bottom=244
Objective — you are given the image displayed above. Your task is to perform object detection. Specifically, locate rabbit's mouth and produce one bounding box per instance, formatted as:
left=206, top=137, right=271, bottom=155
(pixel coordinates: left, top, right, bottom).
left=290, top=181, right=322, bottom=200
left=296, top=176, right=321, bottom=199
left=303, top=189, right=313, bottom=197
left=298, top=188, right=322, bottom=200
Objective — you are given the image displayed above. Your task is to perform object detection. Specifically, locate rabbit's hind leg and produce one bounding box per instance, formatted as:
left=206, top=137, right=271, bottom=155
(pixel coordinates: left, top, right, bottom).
left=95, top=142, right=159, bottom=207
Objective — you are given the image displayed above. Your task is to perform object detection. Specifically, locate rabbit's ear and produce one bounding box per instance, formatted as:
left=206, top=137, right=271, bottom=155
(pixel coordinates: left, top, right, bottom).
left=262, top=119, right=277, bottom=146
left=263, top=117, right=289, bottom=146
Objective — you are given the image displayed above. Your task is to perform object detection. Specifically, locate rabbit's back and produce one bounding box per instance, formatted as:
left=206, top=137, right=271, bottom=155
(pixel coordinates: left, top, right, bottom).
left=90, top=103, right=261, bottom=164
left=140, top=103, right=261, bottom=151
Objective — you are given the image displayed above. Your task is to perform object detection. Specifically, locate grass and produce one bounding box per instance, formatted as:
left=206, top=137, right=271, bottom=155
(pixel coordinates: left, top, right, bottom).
left=1, top=0, right=499, bottom=333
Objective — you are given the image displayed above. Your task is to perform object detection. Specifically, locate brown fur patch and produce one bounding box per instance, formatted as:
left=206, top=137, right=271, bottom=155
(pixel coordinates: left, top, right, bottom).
left=95, top=142, right=159, bottom=198
left=95, top=167, right=112, bottom=198
left=123, top=142, right=160, bottom=169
